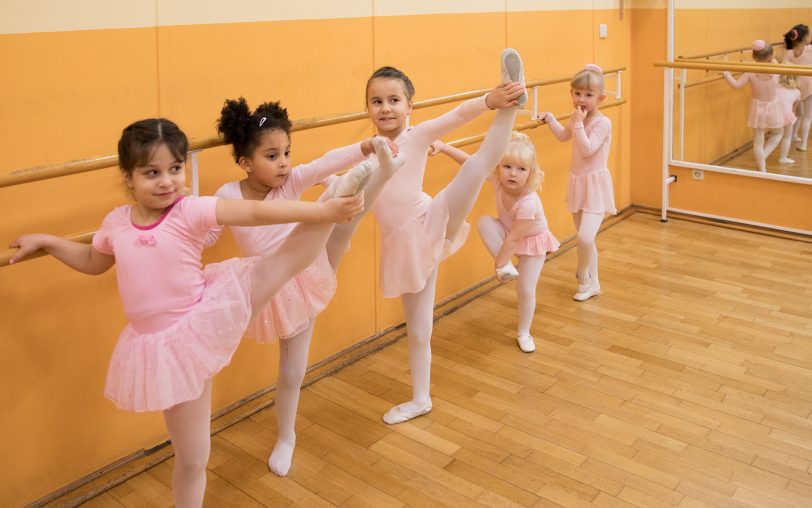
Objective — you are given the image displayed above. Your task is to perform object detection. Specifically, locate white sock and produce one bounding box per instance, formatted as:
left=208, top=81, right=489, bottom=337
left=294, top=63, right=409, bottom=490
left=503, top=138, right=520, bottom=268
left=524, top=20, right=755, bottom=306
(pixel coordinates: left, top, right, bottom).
left=268, top=437, right=296, bottom=476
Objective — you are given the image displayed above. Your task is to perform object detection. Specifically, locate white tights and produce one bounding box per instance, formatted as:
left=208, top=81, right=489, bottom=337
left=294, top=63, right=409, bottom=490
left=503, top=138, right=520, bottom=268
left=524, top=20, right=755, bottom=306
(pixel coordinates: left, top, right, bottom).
left=399, top=106, right=517, bottom=407
left=476, top=216, right=546, bottom=336
left=753, top=127, right=783, bottom=172
left=792, top=95, right=812, bottom=150
left=573, top=211, right=604, bottom=287
left=779, top=124, right=794, bottom=161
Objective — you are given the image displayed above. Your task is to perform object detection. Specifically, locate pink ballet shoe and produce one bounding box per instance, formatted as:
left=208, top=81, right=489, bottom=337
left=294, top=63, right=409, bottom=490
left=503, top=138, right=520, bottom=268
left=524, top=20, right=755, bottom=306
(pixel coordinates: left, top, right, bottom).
left=382, top=399, right=432, bottom=424
left=333, top=161, right=373, bottom=197
left=495, top=262, right=519, bottom=282
left=778, top=157, right=795, bottom=164
left=573, top=274, right=601, bottom=302
left=501, top=48, right=527, bottom=107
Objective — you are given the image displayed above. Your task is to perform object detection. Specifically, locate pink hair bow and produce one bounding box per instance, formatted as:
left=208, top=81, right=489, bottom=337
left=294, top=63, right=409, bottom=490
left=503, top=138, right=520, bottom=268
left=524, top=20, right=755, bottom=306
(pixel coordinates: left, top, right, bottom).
left=583, top=63, right=603, bottom=75
left=752, top=39, right=766, bottom=51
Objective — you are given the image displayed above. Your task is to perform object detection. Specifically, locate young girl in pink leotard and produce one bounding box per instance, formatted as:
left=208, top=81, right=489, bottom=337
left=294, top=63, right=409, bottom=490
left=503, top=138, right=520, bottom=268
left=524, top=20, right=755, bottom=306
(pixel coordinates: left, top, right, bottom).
left=539, top=64, right=617, bottom=302
left=364, top=49, right=526, bottom=424
left=9, top=118, right=367, bottom=507
left=433, top=131, right=559, bottom=354
left=777, top=72, right=802, bottom=165
left=722, top=40, right=785, bottom=172
left=783, top=24, right=812, bottom=150
left=213, top=98, right=402, bottom=476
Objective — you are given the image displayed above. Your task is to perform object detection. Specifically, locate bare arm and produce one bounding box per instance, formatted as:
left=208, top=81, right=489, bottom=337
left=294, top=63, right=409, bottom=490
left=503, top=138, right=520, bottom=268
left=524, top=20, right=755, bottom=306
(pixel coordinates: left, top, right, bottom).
left=429, top=140, right=470, bottom=165
left=9, top=234, right=115, bottom=274
left=494, top=220, right=532, bottom=267
left=215, top=195, right=363, bottom=227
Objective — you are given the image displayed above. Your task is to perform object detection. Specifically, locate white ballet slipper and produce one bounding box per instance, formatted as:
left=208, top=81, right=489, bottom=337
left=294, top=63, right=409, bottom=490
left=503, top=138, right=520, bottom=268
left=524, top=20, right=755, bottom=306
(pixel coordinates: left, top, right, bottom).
left=573, top=273, right=601, bottom=302
left=495, top=262, right=519, bottom=282
left=778, top=157, right=796, bottom=164
left=371, top=136, right=406, bottom=176
left=516, top=333, right=536, bottom=353
left=267, top=438, right=296, bottom=477
left=501, top=48, right=527, bottom=107
left=333, top=160, right=373, bottom=197
left=382, top=400, right=432, bottom=425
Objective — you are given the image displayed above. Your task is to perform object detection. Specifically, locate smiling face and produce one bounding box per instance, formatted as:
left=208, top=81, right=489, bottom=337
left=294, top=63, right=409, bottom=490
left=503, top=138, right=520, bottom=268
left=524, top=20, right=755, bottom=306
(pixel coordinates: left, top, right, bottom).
left=366, top=77, right=413, bottom=139
left=125, top=142, right=186, bottom=218
left=239, top=129, right=291, bottom=190
left=570, top=86, right=605, bottom=115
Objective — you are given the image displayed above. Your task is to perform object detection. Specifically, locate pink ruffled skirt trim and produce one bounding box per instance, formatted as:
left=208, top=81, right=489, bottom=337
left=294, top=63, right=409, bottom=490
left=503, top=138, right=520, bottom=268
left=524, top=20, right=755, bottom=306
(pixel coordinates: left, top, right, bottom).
left=566, top=169, right=617, bottom=215
left=245, top=249, right=336, bottom=343
left=515, top=230, right=560, bottom=256
left=747, top=99, right=786, bottom=129
left=378, top=188, right=469, bottom=298
left=104, top=257, right=258, bottom=412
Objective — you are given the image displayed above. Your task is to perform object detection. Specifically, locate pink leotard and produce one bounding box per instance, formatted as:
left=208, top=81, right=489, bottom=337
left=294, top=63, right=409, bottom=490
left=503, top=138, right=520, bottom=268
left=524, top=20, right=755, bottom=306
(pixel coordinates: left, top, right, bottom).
left=491, top=178, right=559, bottom=255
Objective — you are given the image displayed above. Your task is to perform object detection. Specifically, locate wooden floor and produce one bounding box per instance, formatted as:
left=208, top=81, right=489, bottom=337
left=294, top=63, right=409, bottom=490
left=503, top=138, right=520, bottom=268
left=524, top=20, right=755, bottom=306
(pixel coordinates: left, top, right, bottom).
left=82, top=212, right=812, bottom=507
left=723, top=140, right=812, bottom=178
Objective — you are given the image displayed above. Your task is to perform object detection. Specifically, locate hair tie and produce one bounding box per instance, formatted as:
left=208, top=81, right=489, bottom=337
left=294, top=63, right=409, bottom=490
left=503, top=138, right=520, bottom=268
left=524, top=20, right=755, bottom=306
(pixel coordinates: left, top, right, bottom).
left=259, top=117, right=267, bottom=127
left=752, top=39, right=766, bottom=51
left=791, top=29, right=799, bottom=40
left=583, top=63, right=603, bottom=75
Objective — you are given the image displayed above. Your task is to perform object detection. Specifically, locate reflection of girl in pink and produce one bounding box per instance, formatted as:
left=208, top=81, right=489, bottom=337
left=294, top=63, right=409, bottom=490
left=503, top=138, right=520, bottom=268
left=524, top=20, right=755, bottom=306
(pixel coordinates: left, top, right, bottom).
left=722, top=40, right=783, bottom=172
left=777, top=72, right=802, bottom=165
left=783, top=24, right=812, bottom=150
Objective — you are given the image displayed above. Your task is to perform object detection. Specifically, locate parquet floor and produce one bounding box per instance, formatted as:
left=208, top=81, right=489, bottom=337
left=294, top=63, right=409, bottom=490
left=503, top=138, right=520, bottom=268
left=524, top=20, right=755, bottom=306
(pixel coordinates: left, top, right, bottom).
left=723, top=140, right=812, bottom=178
left=81, top=212, right=812, bottom=507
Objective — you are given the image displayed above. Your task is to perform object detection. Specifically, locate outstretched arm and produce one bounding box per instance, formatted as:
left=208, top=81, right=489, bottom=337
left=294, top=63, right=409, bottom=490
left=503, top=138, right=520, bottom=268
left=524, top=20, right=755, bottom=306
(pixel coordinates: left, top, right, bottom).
left=215, top=194, right=363, bottom=227
left=9, top=234, right=115, bottom=274
left=721, top=71, right=749, bottom=89
left=494, top=220, right=532, bottom=268
left=538, top=112, right=572, bottom=141
left=429, top=140, right=470, bottom=165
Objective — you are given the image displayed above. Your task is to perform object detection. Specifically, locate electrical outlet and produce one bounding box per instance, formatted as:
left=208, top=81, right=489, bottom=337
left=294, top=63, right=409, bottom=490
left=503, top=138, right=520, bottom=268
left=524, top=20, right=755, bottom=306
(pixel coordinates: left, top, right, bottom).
left=599, top=24, right=608, bottom=39
left=692, top=169, right=704, bottom=180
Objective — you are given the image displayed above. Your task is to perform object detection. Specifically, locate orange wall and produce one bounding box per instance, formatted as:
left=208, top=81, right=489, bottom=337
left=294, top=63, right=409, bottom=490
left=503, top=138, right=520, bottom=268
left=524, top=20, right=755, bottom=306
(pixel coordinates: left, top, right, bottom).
left=0, top=6, right=633, bottom=505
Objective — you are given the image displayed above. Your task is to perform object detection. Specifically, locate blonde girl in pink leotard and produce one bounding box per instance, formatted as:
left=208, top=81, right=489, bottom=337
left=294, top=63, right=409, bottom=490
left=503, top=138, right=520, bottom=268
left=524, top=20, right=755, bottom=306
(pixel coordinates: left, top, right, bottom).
left=9, top=118, right=367, bottom=507
left=364, top=49, right=526, bottom=424
left=538, top=64, right=617, bottom=302
left=213, top=98, right=403, bottom=476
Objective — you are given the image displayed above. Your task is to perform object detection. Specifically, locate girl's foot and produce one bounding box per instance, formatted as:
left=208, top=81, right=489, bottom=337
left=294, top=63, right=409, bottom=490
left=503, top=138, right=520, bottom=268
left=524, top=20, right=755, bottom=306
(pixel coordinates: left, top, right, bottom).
left=501, top=48, right=527, bottom=107
left=495, top=261, right=519, bottom=282
left=797, top=145, right=807, bottom=152
left=574, top=274, right=601, bottom=302
left=517, top=333, right=536, bottom=353
left=268, top=438, right=296, bottom=476
left=382, top=399, right=432, bottom=424
left=372, top=136, right=406, bottom=176
left=333, top=161, right=374, bottom=196
left=779, top=157, right=796, bottom=164
left=793, top=136, right=802, bottom=142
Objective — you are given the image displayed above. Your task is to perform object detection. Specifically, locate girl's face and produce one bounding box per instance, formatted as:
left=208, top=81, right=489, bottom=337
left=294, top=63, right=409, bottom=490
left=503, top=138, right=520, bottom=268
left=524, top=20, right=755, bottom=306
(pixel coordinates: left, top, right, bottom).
left=125, top=143, right=186, bottom=213
left=366, top=77, right=413, bottom=139
left=240, top=129, right=291, bottom=189
left=570, top=87, right=605, bottom=114
left=498, top=156, right=531, bottom=193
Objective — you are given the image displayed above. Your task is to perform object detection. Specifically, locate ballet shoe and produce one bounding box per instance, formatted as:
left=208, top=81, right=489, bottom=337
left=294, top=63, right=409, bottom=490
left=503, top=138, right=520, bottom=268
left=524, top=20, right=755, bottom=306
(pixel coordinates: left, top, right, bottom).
left=778, top=157, right=796, bottom=164
left=371, top=136, right=406, bottom=175
left=382, top=400, right=432, bottom=424
left=793, top=136, right=803, bottom=142
left=501, top=48, right=527, bottom=107
left=333, top=160, right=373, bottom=197
left=796, top=145, right=807, bottom=152
left=495, top=261, right=519, bottom=282
left=573, top=274, right=601, bottom=302
left=516, top=333, right=536, bottom=353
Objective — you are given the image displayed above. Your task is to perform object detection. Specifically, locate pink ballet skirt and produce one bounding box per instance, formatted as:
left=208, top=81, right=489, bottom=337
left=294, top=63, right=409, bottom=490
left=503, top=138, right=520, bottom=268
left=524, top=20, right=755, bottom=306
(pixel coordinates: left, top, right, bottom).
left=566, top=169, right=617, bottom=215
left=378, top=188, right=469, bottom=298
left=245, top=249, right=336, bottom=343
left=515, top=231, right=560, bottom=256
left=104, top=257, right=258, bottom=412
left=747, top=98, right=785, bottom=129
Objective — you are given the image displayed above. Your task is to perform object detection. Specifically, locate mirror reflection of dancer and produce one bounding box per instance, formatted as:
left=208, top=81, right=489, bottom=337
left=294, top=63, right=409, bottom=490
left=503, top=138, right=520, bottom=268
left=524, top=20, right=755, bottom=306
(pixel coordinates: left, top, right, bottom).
left=722, top=41, right=785, bottom=173
left=364, top=50, right=526, bottom=424
left=8, top=119, right=366, bottom=507
left=783, top=24, right=812, bottom=151
left=777, top=73, right=802, bottom=165
left=538, top=64, right=617, bottom=302
left=213, top=99, right=404, bottom=476
left=432, top=132, right=559, bottom=353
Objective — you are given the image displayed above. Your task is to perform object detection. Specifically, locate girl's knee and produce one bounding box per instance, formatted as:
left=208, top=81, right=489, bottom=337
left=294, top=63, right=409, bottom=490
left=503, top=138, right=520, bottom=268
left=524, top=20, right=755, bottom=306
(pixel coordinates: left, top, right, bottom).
left=476, top=215, right=497, bottom=233
left=277, top=364, right=306, bottom=390
left=175, top=445, right=210, bottom=474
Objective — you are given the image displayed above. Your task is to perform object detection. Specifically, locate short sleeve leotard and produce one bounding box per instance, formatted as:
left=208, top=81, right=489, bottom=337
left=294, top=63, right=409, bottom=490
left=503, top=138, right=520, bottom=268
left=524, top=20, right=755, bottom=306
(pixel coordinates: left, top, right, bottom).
left=93, top=195, right=258, bottom=412
left=492, top=180, right=560, bottom=255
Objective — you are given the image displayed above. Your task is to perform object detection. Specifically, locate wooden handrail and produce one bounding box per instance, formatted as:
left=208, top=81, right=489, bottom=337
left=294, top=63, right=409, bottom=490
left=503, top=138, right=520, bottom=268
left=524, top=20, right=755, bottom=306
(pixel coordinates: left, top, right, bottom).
left=0, top=97, right=628, bottom=268
left=1, top=67, right=626, bottom=189
left=655, top=60, right=812, bottom=76
left=679, top=41, right=785, bottom=60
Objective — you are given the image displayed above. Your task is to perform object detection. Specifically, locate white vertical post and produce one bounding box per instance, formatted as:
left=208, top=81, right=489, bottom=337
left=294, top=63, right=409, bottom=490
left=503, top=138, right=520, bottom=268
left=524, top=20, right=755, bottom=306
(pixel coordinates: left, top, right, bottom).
left=679, top=67, right=686, bottom=160
left=662, top=0, right=675, bottom=222
left=615, top=70, right=622, bottom=99
left=533, top=86, right=539, bottom=119
left=190, top=150, right=200, bottom=197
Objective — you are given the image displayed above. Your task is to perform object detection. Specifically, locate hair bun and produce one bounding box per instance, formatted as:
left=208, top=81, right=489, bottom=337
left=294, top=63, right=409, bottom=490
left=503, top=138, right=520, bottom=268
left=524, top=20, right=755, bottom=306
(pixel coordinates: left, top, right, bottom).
left=752, top=39, right=767, bottom=51
left=583, top=63, right=603, bottom=75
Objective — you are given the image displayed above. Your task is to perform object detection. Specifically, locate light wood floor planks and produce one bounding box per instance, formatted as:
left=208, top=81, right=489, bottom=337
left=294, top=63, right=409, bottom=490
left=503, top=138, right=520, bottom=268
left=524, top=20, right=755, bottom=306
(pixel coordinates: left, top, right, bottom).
left=82, top=213, right=812, bottom=507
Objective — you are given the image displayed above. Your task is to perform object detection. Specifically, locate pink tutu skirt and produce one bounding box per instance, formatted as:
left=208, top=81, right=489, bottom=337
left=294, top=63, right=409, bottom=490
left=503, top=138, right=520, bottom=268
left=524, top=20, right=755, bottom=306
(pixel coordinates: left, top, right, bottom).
left=245, top=249, right=336, bottom=343
left=378, top=188, right=469, bottom=298
left=104, top=257, right=258, bottom=412
left=566, top=169, right=617, bottom=215
left=515, top=230, right=560, bottom=256
left=747, top=99, right=785, bottom=129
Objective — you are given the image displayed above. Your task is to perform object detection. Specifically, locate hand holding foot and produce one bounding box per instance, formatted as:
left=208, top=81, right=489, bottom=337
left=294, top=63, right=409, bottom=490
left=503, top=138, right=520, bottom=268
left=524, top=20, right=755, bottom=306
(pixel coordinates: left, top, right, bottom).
left=321, top=193, right=364, bottom=223
left=371, top=135, right=406, bottom=176
left=500, top=48, right=527, bottom=107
